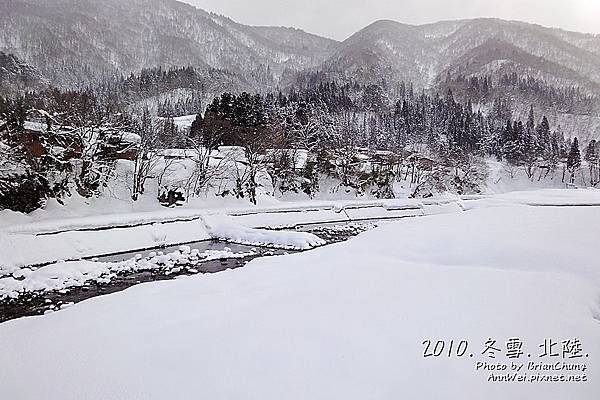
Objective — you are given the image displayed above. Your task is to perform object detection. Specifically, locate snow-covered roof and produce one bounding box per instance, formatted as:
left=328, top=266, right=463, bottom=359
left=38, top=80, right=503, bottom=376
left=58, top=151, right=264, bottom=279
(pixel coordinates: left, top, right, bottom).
left=216, top=146, right=247, bottom=162
left=23, top=121, right=140, bottom=145
left=173, top=115, right=197, bottom=132
left=120, top=131, right=141, bottom=144
left=158, top=115, right=197, bottom=133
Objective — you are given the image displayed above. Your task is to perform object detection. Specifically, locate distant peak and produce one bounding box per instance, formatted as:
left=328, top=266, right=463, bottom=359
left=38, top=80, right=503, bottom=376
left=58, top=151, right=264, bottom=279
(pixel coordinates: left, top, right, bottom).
left=363, top=19, right=411, bottom=30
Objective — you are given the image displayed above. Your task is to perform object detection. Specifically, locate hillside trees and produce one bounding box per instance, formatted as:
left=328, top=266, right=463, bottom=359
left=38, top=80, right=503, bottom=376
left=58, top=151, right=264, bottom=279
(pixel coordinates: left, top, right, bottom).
left=195, top=92, right=281, bottom=203
left=0, top=70, right=592, bottom=212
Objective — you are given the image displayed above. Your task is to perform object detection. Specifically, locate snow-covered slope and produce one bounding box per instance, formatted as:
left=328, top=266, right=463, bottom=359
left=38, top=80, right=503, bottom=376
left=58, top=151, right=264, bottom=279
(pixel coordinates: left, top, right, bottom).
left=315, top=20, right=435, bottom=86
left=0, top=0, right=338, bottom=88
left=0, top=51, right=47, bottom=93
left=309, top=18, right=600, bottom=90
left=3, top=1, right=600, bottom=94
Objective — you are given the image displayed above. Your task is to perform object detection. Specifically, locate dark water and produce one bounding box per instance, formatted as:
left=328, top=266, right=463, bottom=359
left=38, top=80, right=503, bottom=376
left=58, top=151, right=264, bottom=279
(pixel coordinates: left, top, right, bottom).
left=94, top=241, right=264, bottom=263
left=0, top=250, right=273, bottom=323
left=0, top=222, right=375, bottom=323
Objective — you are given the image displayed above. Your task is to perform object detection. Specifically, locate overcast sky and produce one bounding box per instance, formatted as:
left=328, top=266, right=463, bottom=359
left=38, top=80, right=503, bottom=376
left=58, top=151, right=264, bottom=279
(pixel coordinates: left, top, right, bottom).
left=184, top=0, right=600, bottom=40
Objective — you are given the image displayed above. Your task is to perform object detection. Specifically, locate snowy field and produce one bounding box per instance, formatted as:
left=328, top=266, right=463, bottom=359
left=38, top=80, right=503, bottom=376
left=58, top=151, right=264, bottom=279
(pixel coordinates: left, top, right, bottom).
left=1, top=193, right=599, bottom=399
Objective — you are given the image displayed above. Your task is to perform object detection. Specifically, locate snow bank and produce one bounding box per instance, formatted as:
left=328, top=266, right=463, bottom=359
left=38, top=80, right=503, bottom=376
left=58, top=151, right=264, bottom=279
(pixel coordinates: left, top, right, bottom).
left=0, top=214, right=324, bottom=275
left=228, top=198, right=459, bottom=228
left=0, top=220, right=212, bottom=274
left=204, top=214, right=325, bottom=249
left=495, top=188, right=600, bottom=207
left=2, top=209, right=209, bottom=235
left=462, top=188, right=600, bottom=211
left=2, top=189, right=598, bottom=274
left=230, top=207, right=350, bottom=228
left=0, top=261, right=110, bottom=297
left=0, top=206, right=598, bottom=399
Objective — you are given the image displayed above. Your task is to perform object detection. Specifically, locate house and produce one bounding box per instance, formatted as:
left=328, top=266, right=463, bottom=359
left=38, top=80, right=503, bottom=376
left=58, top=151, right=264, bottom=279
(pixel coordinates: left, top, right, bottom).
left=102, top=129, right=140, bottom=161
left=22, top=120, right=81, bottom=159
left=20, top=119, right=141, bottom=162
left=372, top=150, right=402, bottom=169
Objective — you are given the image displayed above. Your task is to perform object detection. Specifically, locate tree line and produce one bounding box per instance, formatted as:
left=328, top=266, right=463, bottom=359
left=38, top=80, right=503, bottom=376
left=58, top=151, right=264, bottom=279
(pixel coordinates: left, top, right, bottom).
left=1, top=72, right=598, bottom=211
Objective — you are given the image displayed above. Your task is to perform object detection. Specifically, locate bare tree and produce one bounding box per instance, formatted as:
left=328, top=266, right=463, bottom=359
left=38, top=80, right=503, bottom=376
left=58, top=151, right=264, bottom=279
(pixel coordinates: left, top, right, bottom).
left=183, top=136, right=228, bottom=198
left=131, top=109, right=161, bottom=201
left=235, top=122, right=281, bottom=204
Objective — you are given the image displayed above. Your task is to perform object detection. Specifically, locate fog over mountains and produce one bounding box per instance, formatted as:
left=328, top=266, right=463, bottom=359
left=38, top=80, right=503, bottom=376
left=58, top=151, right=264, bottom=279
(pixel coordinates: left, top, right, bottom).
left=1, top=0, right=599, bottom=139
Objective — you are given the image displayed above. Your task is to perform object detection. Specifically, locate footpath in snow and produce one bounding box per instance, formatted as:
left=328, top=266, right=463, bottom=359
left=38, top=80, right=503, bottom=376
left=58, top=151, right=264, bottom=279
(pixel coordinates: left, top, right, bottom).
left=0, top=205, right=598, bottom=399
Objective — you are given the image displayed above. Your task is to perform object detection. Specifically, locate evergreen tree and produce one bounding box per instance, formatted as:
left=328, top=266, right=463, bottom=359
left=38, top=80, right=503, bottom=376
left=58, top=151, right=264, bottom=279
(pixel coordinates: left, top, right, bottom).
left=566, top=137, right=581, bottom=184
left=526, top=105, right=535, bottom=133
left=502, top=120, right=524, bottom=164
left=536, top=116, right=551, bottom=159
left=584, top=140, right=599, bottom=186
left=160, top=117, right=179, bottom=148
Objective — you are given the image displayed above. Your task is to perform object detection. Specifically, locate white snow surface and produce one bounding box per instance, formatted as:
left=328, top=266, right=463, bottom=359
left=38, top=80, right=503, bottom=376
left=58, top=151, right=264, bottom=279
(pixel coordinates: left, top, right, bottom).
left=204, top=214, right=325, bottom=249
left=0, top=205, right=599, bottom=399
left=0, top=219, right=212, bottom=274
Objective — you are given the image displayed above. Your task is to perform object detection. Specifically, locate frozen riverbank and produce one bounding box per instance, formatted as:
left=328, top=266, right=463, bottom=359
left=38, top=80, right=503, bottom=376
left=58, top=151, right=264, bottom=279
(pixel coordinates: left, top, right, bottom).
left=0, top=223, right=371, bottom=320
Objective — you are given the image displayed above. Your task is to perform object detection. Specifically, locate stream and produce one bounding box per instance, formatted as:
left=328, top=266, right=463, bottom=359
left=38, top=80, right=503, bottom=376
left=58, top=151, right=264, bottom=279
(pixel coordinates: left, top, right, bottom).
left=0, top=222, right=375, bottom=322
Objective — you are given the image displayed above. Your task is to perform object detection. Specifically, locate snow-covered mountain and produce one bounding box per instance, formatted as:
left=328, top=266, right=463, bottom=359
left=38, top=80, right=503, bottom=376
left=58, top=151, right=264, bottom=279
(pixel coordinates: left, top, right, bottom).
left=0, top=0, right=338, bottom=88
left=2, top=1, right=600, bottom=93
left=301, top=17, right=600, bottom=141
left=311, top=18, right=600, bottom=92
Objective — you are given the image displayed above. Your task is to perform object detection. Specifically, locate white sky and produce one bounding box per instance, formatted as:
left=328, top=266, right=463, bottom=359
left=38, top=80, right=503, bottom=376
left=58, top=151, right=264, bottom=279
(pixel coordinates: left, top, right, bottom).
left=184, top=0, right=600, bottom=40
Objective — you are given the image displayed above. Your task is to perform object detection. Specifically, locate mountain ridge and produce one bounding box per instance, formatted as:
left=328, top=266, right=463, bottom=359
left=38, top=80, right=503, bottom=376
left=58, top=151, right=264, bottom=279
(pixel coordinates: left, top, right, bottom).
left=3, top=0, right=600, bottom=91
